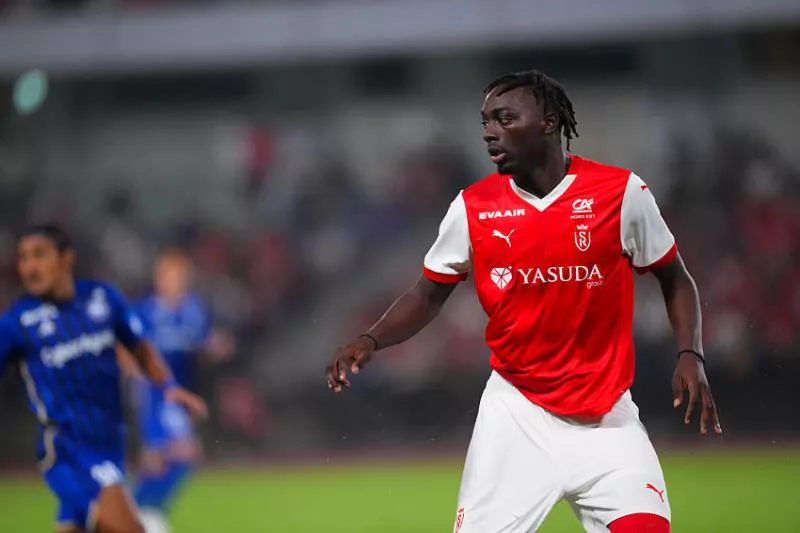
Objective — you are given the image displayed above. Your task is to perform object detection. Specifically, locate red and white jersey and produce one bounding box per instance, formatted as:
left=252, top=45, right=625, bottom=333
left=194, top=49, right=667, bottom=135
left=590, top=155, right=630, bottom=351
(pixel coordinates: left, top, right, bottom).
left=423, top=155, right=677, bottom=418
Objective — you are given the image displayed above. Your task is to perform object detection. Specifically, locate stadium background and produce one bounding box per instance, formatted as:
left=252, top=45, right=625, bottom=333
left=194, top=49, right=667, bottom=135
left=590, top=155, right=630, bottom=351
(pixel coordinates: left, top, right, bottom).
left=0, top=0, right=799, bottom=531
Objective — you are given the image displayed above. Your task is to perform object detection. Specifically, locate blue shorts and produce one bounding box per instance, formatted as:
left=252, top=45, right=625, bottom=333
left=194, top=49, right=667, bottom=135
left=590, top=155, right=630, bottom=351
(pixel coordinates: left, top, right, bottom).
left=41, top=432, right=126, bottom=532
left=136, top=382, right=194, bottom=450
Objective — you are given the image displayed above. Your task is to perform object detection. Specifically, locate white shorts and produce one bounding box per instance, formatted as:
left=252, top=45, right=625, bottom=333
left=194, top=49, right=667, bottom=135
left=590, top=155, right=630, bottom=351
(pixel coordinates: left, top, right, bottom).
left=454, top=372, right=670, bottom=533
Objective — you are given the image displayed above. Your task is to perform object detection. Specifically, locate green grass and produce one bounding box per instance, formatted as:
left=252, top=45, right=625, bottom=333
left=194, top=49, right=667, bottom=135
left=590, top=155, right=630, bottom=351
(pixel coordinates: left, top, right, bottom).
left=1, top=450, right=798, bottom=532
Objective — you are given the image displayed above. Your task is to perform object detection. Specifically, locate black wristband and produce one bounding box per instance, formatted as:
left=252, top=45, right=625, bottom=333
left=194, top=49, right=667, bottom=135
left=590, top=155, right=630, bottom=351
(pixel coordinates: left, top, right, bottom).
left=358, top=334, right=379, bottom=351
left=678, top=349, right=705, bottom=365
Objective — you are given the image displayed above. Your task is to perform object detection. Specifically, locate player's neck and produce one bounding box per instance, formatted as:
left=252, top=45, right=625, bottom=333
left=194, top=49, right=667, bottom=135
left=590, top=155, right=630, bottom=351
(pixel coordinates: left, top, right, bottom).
left=157, top=292, right=185, bottom=308
left=48, top=279, right=76, bottom=302
left=513, top=151, right=570, bottom=199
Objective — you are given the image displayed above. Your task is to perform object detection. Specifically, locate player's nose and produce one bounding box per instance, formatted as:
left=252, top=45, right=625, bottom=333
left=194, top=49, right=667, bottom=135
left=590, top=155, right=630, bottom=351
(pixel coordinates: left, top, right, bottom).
left=483, top=124, right=500, bottom=144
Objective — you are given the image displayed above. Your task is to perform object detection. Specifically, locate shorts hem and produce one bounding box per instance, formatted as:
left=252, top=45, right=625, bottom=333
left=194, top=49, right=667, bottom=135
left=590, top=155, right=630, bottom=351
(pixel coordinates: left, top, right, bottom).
left=603, top=508, right=671, bottom=527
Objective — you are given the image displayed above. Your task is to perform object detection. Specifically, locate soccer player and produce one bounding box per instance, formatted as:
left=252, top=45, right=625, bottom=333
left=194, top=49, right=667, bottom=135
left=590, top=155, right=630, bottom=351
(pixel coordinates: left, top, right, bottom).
left=325, top=70, right=721, bottom=533
left=119, top=247, right=232, bottom=529
left=0, top=225, right=207, bottom=533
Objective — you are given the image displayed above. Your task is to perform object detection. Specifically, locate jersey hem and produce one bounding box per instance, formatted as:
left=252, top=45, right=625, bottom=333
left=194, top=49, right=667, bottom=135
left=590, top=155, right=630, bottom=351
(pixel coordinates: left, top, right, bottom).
left=494, top=367, right=631, bottom=420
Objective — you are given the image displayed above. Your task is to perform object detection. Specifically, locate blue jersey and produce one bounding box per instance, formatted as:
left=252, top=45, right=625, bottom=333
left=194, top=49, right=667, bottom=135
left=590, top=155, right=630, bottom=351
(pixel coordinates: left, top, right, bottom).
left=136, top=292, right=209, bottom=388
left=0, top=279, right=145, bottom=455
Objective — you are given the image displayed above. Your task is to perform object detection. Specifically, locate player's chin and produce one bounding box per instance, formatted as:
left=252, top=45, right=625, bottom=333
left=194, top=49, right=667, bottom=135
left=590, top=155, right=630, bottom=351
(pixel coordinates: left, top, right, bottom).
left=496, top=159, right=517, bottom=176
left=22, top=280, right=49, bottom=297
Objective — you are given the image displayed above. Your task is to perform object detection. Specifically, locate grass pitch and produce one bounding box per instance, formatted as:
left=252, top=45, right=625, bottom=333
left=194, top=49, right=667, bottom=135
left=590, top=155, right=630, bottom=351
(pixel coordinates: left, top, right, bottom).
left=1, top=450, right=798, bottom=532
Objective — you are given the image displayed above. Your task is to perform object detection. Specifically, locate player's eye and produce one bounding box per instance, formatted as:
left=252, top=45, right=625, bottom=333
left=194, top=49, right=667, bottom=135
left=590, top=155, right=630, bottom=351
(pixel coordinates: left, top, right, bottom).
left=498, top=116, right=513, bottom=127
left=480, top=119, right=489, bottom=127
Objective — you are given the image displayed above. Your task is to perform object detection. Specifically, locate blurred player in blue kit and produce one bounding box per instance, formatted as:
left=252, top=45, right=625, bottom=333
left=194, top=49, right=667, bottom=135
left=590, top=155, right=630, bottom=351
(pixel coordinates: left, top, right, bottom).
left=118, top=247, right=234, bottom=530
left=0, top=225, right=207, bottom=533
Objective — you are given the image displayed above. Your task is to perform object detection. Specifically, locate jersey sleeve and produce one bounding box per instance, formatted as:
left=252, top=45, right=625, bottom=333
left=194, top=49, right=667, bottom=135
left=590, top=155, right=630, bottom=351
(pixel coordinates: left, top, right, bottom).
left=0, top=315, right=21, bottom=377
left=104, top=284, right=146, bottom=349
left=133, top=300, right=154, bottom=339
left=422, top=191, right=471, bottom=283
left=620, top=172, right=678, bottom=273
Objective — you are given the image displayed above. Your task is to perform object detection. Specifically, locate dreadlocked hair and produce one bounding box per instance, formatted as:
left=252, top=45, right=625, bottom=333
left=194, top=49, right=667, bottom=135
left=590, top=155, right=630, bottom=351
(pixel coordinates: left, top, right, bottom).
left=484, top=70, right=579, bottom=150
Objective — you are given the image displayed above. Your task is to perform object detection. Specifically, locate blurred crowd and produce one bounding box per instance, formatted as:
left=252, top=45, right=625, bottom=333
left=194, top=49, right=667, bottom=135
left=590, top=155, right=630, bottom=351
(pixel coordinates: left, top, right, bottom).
left=0, top=118, right=796, bottom=461
left=0, top=50, right=798, bottom=463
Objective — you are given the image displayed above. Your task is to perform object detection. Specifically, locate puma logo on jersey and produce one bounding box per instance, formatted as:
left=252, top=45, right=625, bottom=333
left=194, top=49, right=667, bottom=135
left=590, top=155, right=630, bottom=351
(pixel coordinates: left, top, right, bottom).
left=645, top=483, right=666, bottom=503
left=479, top=208, right=526, bottom=220
left=492, top=229, right=514, bottom=247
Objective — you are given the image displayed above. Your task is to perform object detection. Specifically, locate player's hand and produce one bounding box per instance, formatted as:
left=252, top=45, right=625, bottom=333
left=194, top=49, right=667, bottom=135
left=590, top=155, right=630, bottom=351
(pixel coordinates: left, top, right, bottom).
left=165, top=386, right=209, bottom=420
left=325, top=336, right=376, bottom=393
left=672, top=352, right=721, bottom=435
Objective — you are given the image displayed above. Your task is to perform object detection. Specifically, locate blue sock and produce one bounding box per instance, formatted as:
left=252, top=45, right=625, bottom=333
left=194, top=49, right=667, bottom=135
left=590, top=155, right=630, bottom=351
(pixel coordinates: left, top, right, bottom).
left=135, top=461, right=193, bottom=511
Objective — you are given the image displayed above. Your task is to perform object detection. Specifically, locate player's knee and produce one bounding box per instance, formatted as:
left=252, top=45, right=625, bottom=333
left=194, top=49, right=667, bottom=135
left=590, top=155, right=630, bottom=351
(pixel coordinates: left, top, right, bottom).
left=609, top=513, right=670, bottom=533
left=94, top=485, right=145, bottom=533
left=126, top=523, right=145, bottom=533
left=95, top=522, right=144, bottom=533
left=55, top=526, right=84, bottom=533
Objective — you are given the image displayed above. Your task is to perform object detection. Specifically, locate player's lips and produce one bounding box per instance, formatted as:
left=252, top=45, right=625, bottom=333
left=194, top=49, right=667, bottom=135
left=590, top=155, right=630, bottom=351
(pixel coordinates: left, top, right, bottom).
left=487, top=146, right=507, bottom=164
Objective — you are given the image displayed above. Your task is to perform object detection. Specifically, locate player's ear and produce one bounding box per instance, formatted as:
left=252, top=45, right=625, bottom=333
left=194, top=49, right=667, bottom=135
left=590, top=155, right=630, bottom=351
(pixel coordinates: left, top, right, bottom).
left=542, top=112, right=558, bottom=136
left=62, top=249, right=77, bottom=269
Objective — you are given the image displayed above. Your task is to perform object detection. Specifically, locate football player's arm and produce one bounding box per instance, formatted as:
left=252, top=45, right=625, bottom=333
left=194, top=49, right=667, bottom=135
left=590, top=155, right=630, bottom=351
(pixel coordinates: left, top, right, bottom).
left=326, top=192, right=470, bottom=391
left=106, top=285, right=207, bottom=416
left=103, top=287, right=175, bottom=389
left=365, top=191, right=471, bottom=349
left=621, top=173, right=697, bottom=349
left=650, top=256, right=703, bottom=364
left=126, top=340, right=176, bottom=389
left=621, top=173, right=720, bottom=434
left=366, top=193, right=472, bottom=349
left=115, top=343, right=146, bottom=381
left=362, top=276, right=458, bottom=351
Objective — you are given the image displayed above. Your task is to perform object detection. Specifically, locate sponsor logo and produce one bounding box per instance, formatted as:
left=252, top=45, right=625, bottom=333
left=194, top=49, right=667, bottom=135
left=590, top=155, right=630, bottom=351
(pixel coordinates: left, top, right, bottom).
left=574, top=224, right=591, bottom=252
left=479, top=208, right=526, bottom=220
left=87, top=288, right=110, bottom=322
left=491, top=229, right=514, bottom=247
left=570, top=198, right=595, bottom=220
left=516, top=264, right=604, bottom=289
left=572, top=198, right=594, bottom=212
left=40, top=329, right=115, bottom=368
left=38, top=320, right=56, bottom=338
left=21, top=304, right=59, bottom=328
left=490, top=267, right=513, bottom=289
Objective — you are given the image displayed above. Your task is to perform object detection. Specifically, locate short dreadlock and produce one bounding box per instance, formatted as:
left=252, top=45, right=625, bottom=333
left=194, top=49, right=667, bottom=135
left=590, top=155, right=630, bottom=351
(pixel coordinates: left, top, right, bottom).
left=484, top=70, right=579, bottom=149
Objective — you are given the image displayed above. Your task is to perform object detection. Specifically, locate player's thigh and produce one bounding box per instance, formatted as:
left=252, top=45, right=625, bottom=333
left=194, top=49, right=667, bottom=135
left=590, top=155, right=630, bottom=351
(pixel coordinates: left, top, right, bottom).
left=45, top=459, right=136, bottom=533
left=566, top=399, right=670, bottom=530
left=94, top=484, right=144, bottom=533
left=45, top=460, right=97, bottom=532
left=455, top=372, right=563, bottom=533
